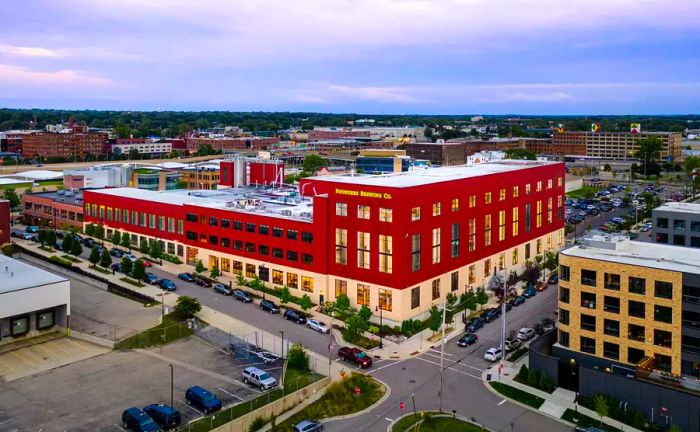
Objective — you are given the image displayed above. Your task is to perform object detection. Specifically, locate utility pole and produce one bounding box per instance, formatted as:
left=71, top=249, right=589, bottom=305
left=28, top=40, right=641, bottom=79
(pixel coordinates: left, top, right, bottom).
left=169, top=364, right=174, bottom=410
left=279, top=330, right=285, bottom=389
left=501, top=264, right=507, bottom=378
left=438, top=300, right=447, bottom=413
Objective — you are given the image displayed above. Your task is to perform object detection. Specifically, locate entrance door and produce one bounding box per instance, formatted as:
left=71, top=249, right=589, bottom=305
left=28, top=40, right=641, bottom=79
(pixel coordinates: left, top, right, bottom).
left=209, top=255, right=219, bottom=270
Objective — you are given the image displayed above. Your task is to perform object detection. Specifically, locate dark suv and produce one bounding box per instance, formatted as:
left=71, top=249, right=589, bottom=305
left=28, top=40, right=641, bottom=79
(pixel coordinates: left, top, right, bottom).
left=260, top=299, right=280, bottom=314
left=185, top=386, right=222, bottom=414
left=122, top=407, right=160, bottom=432
left=283, top=309, right=306, bottom=324
left=142, top=405, right=181, bottom=430
left=233, top=289, right=253, bottom=303
left=193, top=277, right=212, bottom=288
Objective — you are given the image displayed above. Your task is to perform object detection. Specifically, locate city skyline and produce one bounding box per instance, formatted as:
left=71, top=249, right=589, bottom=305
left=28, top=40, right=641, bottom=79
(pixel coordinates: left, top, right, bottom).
left=0, top=0, right=699, bottom=114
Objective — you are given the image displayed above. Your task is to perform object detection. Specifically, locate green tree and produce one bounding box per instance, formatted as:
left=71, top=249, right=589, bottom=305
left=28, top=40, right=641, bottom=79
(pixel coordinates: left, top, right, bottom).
left=358, top=304, right=372, bottom=321
left=603, top=163, right=612, bottom=172
left=38, top=230, right=47, bottom=245
left=120, top=256, right=133, bottom=275
left=428, top=305, right=442, bottom=333
left=195, top=259, right=205, bottom=275
left=684, top=155, right=700, bottom=175
left=464, top=291, right=478, bottom=313
left=62, top=235, right=74, bottom=253
left=516, top=364, right=529, bottom=382
left=69, top=238, right=83, bottom=257
left=148, top=239, right=161, bottom=260
left=345, top=315, right=368, bottom=342
left=99, top=248, right=112, bottom=268
left=120, top=234, right=131, bottom=252
left=94, top=224, right=105, bottom=242
left=538, top=371, right=553, bottom=393
left=210, top=266, right=219, bottom=279
left=593, top=394, right=609, bottom=427
left=527, top=369, right=539, bottom=387
left=475, top=287, right=489, bottom=310
left=131, top=259, right=146, bottom=280
left=45, top=230, right=57, bottom=247
left=287, top=342, right=310, bottom=373
left=236, top=274, right=247, bottom=287
left=299, top=294, right=312, bottom=311
left=504, top=149, right=536, bottom=160
left=634, top=136, right=663, bottom=175
left=174, top=295, right=201, bottom=319
left=3, top=188, right=20, bottom=209
left=279, top=286, right=291, bottom=304
left=114, top=124, right=131, bottom=139
left=446, top=292, right=457, bottom=306
left=88, top=246, right=101, bottom=267
left=111, top=230, right=121, bottom=245
left=84, top=223, right=95, bottom=237
left=302, top=154, right=328, bottom=173
left=335, top=294, right=350, bottom=310
left=139, top=240, right=149, bottom=254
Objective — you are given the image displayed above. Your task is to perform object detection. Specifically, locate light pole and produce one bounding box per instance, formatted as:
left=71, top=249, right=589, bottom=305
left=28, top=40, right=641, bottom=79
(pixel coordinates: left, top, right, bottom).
left=259, top=264, right=266, bottom=301
left=169, top=364, right=174, bottom=410
left=438, top=301, right=448, bottom=413
left=279, top=330, right=285, bottom=388
left=375, top=306, right=383, bottom=349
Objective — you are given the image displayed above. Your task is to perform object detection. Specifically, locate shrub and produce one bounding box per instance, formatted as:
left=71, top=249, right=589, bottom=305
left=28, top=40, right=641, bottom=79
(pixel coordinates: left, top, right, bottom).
left=367, top=325, right=379, bottom=334
left=248, top=416, right=265, bottom=432
left=174, top=296, right=201, bottom=319
left=527, top=369, right=539, bottom=387
left=89, top=247, right=100, bottom=266
left=287, top=342, right=310, bottom=373
left=538, top=371, right=554, bottom=393
left=358, top=304, right=372, bottom=321
left=299, top=294, right=312, bottom=311
left=279, top=286, right=291, bottom=304
left=335, top=294, right=350, bottom=310
left=121, top=256, right=133, bottom=275
left=516, top=364, right=529, bottom=381
left=345, top=315, right=368, bottom=342
left=401, top=319, right=415, bottom=336
left=131, top=259, right=146, bottom=280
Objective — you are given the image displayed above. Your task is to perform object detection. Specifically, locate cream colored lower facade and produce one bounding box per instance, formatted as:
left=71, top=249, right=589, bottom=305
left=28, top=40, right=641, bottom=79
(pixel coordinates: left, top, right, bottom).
left=103, top=226, right=564, bottom=323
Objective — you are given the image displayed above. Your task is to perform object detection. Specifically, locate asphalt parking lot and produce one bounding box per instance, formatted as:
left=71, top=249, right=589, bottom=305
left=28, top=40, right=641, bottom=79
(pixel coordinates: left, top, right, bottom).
left=0, top=337, right=282, bottom=432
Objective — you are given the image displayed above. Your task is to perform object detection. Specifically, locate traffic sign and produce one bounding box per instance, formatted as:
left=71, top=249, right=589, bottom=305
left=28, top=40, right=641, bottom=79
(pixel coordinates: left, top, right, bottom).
left=399, top=402, right=405, bottom=411
left=328, top=343, right=334, bottom=352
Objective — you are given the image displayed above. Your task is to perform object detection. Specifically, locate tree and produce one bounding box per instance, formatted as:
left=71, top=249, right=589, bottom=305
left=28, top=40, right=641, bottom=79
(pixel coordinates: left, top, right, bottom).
left=428, top=305, right=442, bottom=333
left=335, top=294, right=350, bottom=310
left=475, top=287, right=489, bottom=310
left=149, top=239, right=161, bottom=260
left=131, top=259, right=146, bottom=280
left=345, top=315, right=368, bottom=342
left=45, top=230, right=57, bottom=248
left=527, top=369, right=539, bottom=387
left=358, top=304, right=372, bottom=321
left=279, top=286, right=291, bottom=304
left=634, top=136, right=663, bottom=176
left=287, top=342, right=310, bottom=373
left=111, top=230, right=121, bottom=245
left=114, top=124, right=131, bottom=139
left=128, top=148, right=140, bottom=160
left=504, top=149, right=536, bottom=160
left=603, top=163, right=612, bottom=172
left=446, top=292, right=457, bottom=306
left=94, top=224, right=105, bottom=242
left=302, top=154, right=328, bottom=173
left=236, top=274, right=247, bottom=287
left=62, top=235, right=74, bottom=253
left=487, top=270, right=505, bottom=296
left=463, top=291, right=478, bottom=313
left=593, top=394, right=609, bottom=427
left=684, top=155, right=700, bottom=176
left=85, top=223, right=95, bottom=237
left=210, top=266, right=219, bottom=279
left=38, top=230, right=47, bottom=245
left=174, top=295, right=201, bottom=319
left=120, top=256, right=133, bottom=275
left=538, top=371, right=554, bottom=393
left=299, top=294, right=312, bottom=311
left=195, top=259, right=205, bottom=275
left=99, top=248, right=112, bottom=268
left=121, top=234, right=131, bottom=252
left=3, top=188, right=20, bottom=209
left=516, top=364, right=529, bottom=382
left=69, top=238, right=83, bottom=256
left=139, top=240, right=149, bottom=254
left=89, top=247, right=101, bottom=267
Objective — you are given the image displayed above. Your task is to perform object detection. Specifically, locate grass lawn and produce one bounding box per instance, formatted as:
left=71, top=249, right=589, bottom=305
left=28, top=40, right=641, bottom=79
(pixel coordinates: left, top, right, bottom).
left=392, top=414, right=487, bottom=432
left=271, top=373, right=385, bottom=431
left=114, top=313, right=193, bottom=349
left=120, top=277, right=145, bottom=287
left=489, top=382, right=545, bottom=409
left=567, top=185, right=600, bottom=199
left=61, top=254, right=81, bottom=263
left=561, top=409, right=621, bottom=432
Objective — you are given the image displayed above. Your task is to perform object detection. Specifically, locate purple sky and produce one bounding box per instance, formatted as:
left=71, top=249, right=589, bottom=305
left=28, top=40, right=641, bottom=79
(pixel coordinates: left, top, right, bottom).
left=1, top=0, right=699, bottom=114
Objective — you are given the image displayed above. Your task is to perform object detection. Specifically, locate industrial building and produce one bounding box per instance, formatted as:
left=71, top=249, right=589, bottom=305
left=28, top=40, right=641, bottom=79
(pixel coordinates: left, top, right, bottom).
left=550, top=131, right=682, bottom=160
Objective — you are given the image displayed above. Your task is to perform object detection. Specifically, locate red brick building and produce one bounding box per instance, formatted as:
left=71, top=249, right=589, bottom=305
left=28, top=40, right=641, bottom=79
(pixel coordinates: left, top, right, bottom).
left=185, top=137, right=280, bottom=153
left=83, top=161, right=565, bottom=322
left=21, top=128, right=108, bottom=160
left=0, top=200, right=10, bottom=245
left=308, top=129, right=371, bottom=141
left=21, top=191, right=84, bottom=230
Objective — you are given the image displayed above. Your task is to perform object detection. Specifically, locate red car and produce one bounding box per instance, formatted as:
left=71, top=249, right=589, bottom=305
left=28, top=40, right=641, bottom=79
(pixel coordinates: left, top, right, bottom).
left=338, top=347, right=372, bottom=368
left=536, top=281, right=548, bottom=291
left=142, top=260, right=153, bottom=267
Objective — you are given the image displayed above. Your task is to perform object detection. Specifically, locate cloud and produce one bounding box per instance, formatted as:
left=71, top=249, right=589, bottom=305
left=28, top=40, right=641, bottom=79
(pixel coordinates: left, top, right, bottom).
left=327, top=85, right=419, bottom=103
left=0, top=64, right=114, bottom=86
left=0, top=44, right=62, bottom=58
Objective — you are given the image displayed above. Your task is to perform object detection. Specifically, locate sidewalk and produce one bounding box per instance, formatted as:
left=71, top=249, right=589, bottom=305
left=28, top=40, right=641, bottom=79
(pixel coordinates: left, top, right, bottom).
left=483, top=359, right=644, bottom=432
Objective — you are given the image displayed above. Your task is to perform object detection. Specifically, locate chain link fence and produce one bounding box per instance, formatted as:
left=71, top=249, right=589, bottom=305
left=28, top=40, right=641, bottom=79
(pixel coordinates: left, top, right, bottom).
left=114, top=320, right=194, bottom=349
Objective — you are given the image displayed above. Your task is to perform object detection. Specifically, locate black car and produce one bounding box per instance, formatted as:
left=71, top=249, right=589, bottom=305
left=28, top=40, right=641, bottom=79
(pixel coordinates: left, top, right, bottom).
left=511, top=295, right=526, bottom=306
left=84, top=238, right=95, bottom=248
left=260, top=299, right=280, bottom=314
left=481, top=308, right=501, bottom=323
left=110, top=248, right=124, bottom=258
left=233, top=289, right=253, bottom=303
left=193, top=277, right=212, bottom=288
left=185, top=386, right=222, bottom=414
left=213, top=283, right=233, bottom=295
left=177, top=272, right=195, bottom=282
left=457, top=333, right=478, bottom=347
left=283, top=309, right=306, bottom=324
left=465, top=317, right=485, bottom=333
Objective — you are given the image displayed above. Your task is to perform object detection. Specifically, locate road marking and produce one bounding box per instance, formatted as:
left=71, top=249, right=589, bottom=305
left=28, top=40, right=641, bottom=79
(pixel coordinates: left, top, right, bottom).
left=113, top=423, right=127, bottom=431
left=414, top=357, right=481, bottom=380
left=421, top=351, right=442, bottom=361
left=179, top=400, right=203, bottom=415
left=430, top=348, right=453, bottom=357
left=385, top=417, right=393, bottom=422
left=366, top=360, right=403, bottom=375
left=217, top=386, right=246, bottom=402
left=497, top=399, right=507, bottom=406
left=0, top=419, right=15, bottom=426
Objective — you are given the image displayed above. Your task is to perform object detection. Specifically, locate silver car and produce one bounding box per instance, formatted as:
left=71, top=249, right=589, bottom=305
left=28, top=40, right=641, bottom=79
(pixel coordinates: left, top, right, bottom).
left=294, top=420, right=323, bottom=432
left=242, top=366, right=277, bottom=390
left=307, top=319, right=330, bottom=334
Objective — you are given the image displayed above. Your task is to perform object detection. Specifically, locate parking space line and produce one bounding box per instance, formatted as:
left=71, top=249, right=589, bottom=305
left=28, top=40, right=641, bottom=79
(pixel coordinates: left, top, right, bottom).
left=179, top=400, right=203, bottom=415
left=217, top=386, right=245, bottom=402
left=63, top=338, right=91, bottom=352
left=113, top=423, right=126, bottom=431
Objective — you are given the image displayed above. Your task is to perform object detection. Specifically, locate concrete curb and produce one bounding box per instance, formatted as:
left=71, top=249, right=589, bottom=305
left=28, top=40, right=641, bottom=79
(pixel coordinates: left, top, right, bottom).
left=321, top=374, right=392, bottom=423
left=387, top=412, right=497, bottom=432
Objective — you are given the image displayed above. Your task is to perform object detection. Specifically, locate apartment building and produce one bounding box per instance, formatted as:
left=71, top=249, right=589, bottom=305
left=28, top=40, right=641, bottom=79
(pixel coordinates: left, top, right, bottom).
left=406, top=141, right=467, bottom=166
left=21, top=190, right=85, bottom=229
left=21, top=128, right=109, bottom=159
left=552, top=131, right=682, bottom=160
left=652, top=202, right=700, bottom=247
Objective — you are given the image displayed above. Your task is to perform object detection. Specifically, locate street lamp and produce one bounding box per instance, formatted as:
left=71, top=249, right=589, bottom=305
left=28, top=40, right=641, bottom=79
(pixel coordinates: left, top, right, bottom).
left=259, top=264, right=266, bottom=300
left=279, top=330, right=285, bottom=388
left=169, top=364, right=174, bottom=411
left=374, top=305, right=383, bottom=349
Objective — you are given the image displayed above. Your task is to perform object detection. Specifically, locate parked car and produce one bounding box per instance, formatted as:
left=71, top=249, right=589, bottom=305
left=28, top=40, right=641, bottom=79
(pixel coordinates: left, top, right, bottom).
left=111, top=263, right=122, bottom=273
left=242, top=366, right=277, bottom=390
left=143, top=260, right=153, bottom=267
left=337, top=347, right=372, bottom=368
left=194, top=277, right=212, bottom=288
left=144, top=273, right=159, bottom=285
left=84, top=238, right=95, bottom=248
left=484, top=347, right=502, bottom=362
left=178, top=272, right=195, bottom=282
left=121, top=407, right=160, bottom=432
left=465, top=317, right=485, bottom=333
left=213, top=283, right=233, bottom=295
left=307, top=319, right=330, bottom=334
left=511, top=295, right=526, bottom=307
left=535, top=281, right=548, bottom=292
left=158, top=279, right=177, bottom=291
left=142, top=404, right=181, bottom=430
left=124, top=254, right=138, bottom=262
left=233, top=289, right=253, bottom=303
left=640, top=224, right=652, bottom=232
left=110, top=248, right=124, bottom=258
left=185, top=386, right=222, bottom=414
left=480, top=308, right=500, bottom=323
left=25, top=225, right=40, bottom=233
left=283, top=309, right=307, bottom=324
left=612, top=217, right=625, bottom=224
left=293, top=420, right=323, bottom=432
left=523, top=286, right=536, bottom=298
left=548, top=274, right=558, bottom=284
left=20, top=232, right=34, bottom=241
left=504, top=338, right=522, bottom=352
left=457, top=333, right=478, bottom=347
left=517, top=327, right=536, bottom=341
left=259, top=299, right=280, bottom=314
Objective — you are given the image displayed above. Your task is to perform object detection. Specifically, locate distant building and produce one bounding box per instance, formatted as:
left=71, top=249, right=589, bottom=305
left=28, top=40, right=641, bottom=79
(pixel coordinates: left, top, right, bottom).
left=356, top=155, right=410, bottom=174
left=551, top=131, right=682, bottom=160
left=111, top=141, right=172, bottom=156
left=0, top=200, right=9, bottom=245
left=0, top=130, right=37, bottom=153
left=0, top=255, right=70, bottom=346
left=130, top=168, right=181, bottom=191
left=406, top=141, right=466, bottom=166
left=21, top=127, right=109, bottom=160
left=465, top=151, right=506, bottom=165
left=176, top=165, right=221, bottom=190
left=652, top=202, right=700, bottom=247
left=21, top=190, right=85, bottom=229
left=185, top=136, right=280, bottom=153
left=310, top=126, right=424, bottom=141
left=64, top=164, right=180, bottom=191
left=308, top=129, right=371, bottom=141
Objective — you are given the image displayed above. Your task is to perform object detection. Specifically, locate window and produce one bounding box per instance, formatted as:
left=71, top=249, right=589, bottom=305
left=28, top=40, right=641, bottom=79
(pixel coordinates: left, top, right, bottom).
left=259, top=266, right=269, bottom=282
left=628, top=347, right=645, bottom=364
left=301, top=276, right=313, bottom=292
left=432, top=202, right=441, bottom=216
left=655, top=281, right=673, bottom=299
left=379, top=208, right=392, bottom=222
left=357, top=205, right=370, bottom=220
left=358, top=232, right=370, bottom=270
left=536, top=200, right=542, bottom=228
left=536, top=181, right=542, bottom=192
left=468, top=218, right=476, bottom=252
left=484, top=259, right=491, bottom=277
left=259, top=225, right=269, bottom=235
left=232, top=260, right=242, bottom=275
left=512, top=207, right=519, bottom=237
left=411, top=234, right=421, bottom=272
left=272, top=227, right=283, bottom=237
left=37, top=310, right=55, bottom=330
left=301, top=232, right=313, bottom=243
left=629, top=277, right=646, bottom=295
left=233, top=220, right=243, bottom=230
left=654, top=329, right=672, bottom=348
left=379, top=235, right=393, bottom=273
left=604, top=273, right=621, bottom=290
left=525, top=243, right=531, bottom=260
left=581, top=291, right=596, bottom=309
left=287, top=229, right=298, bottom=240
left=559, top=287, right=570, bottom=303
left=674, top=219, right=686, bottom=230
left=451, top=223, right=459, bottom=258
left=336, top=202, right=347, bottom=216
left=547, top=197, right=553, bottom=224
left=233, top=240, right=243, bottom=251
left=302, top=253, right=313, bottom=265
left=209, top=216, right=218, bottom=226
left=432, top=279, right=441, bottom=300
left=246, top=222, right=255, bottom=233
left=557, top=176, right=563, bottom=187
left=559, top=330, right=569, bottom=347
left=654, top=305, right=673, bottom=324
left=11, top=316, right=29, bottom=336
left=469, top=195, right=476, bottom=208
left=512, top=186, right=519, bottom=198
left=335, top=228, right=347, bottom=265
left=245, top=264, right=256, bottom=278
left=357, top=284, right=370, bottom=305
left=411, top=287, right=420, bottom=309
left=411, top=207, right=421, bottom=221
left=287, top=250, right=298, bottom=261
left=209, top=235, right=218, bottom=246
left=379, top=289, right=392, bottom=311
left=657, top=217, right=668, bottom=228
left=221, top=218, right=230, bottom=229
left=484, top=214, right=492, bottom=246
left=628, top=324, right=645, bottom=342
left=525, top=203, right=531, bottom=232
left=525, top=183, right=531, bottom=195
left=432, top=228, right=441, bottom=264
left=581, top=314, right=596, bottom=332
left=580, top=336, right=596, bottom=354
left=512, top=248, right=519, bottom=265
left=468, top=265, right=475, bottom=284
left=628, top=300, right=645, bottom=318
left=484, top=192, right=492, bottom=204
left=603, top=342, right=619, bottom=360
left=604, top=296, right=620, bottom=314
left=499, top=188, right=506, bottom=201
left=186, top=211, right=198, bottom=222
left=451, top=198, right=459, bottom=212
left=272, top=248, right=283, bottom=259
left=674, top=234, right=686, bottom=246
left=246, top=242, right=255, bottom=253
left=656, top=354, right=672, bottom=372
left=559, top=308, right=570, bottom=325
left=273, top=270, right=284, bottom=285
left=560, top=265, right=570, bottom=282
left=451, top=271, right=459, bottom=292
left=691, top=236, right=700, bottom=248
left=692, top=221, right=700, bottom=232
left=499, top=210, right=506, bottom=241
left=287, top=273, right=298, bottom=289
left=656, top=232, right=668, bottom=243
left=335, top=279, right=347, bottom=298
left=499, top=253, right=505, bottom=270
left=581, top=269, right=597, bottom=286
left=547, top=179, right=553, bottom=189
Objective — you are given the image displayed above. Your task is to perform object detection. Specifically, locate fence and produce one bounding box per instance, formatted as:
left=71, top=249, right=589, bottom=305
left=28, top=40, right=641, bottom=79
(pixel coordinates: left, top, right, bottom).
left=70, top=313, right=122, bottom=342
left=114, top=320, right=194, bottom=349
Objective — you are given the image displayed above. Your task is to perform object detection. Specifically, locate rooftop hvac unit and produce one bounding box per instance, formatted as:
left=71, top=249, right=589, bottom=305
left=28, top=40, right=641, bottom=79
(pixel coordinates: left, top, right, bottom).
left=280, top=210, right=292, bottom=216
left=57, top=190, right=65, bottom=195
left=300, top=212, right=312, bottom=219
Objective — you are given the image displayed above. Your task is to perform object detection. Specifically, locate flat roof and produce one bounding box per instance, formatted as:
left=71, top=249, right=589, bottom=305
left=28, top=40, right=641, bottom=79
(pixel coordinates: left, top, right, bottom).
left=562, top=234, right=700, bottom=274
left=0, top=255, right=67, bottom=294
left=26, top=190, right=84, bottom=206
left=310, top=160, right=559, bottom=188
left=654, top=202, right=700, bottom=215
